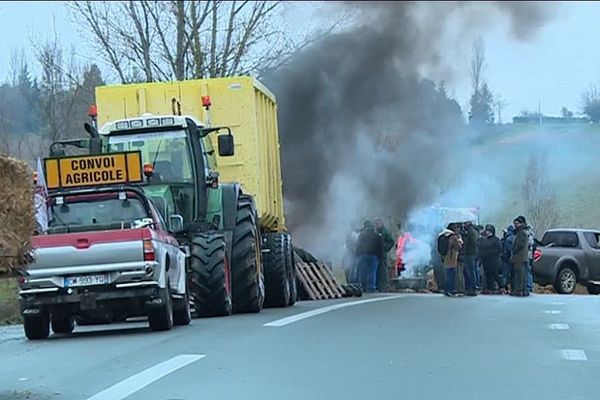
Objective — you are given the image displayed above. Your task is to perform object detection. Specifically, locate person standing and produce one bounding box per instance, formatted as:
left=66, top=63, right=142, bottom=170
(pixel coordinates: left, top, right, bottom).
left=523, top=218, right=536, bottom=296
left=462, top=221, right=480, bottom=296
left=343, top=225, right=360, bottom=284
left=438, top=223, right=463, bottom=297
left=500, top=225, right=516, bottom=292
left=511, top=216, right=529, bottom=297
left=478, top=224, right=503, bottom=294
left=355, top=220, right=384, bottom=293
left=374, top=218, right=395, bottom=292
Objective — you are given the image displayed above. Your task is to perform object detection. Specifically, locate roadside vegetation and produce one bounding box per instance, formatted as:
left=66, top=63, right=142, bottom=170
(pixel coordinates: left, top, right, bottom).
left=0, top=279, right=20, bottom=324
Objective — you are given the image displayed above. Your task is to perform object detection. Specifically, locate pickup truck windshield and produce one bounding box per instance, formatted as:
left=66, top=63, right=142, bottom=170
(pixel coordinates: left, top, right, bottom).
left=48, top=197, right=149, bottom=233
left=106, top=130, right=193, bottom=183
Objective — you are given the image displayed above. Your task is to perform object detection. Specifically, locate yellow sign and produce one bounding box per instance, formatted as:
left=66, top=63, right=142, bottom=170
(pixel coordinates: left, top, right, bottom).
left=45, top=152, right=142, bottom=189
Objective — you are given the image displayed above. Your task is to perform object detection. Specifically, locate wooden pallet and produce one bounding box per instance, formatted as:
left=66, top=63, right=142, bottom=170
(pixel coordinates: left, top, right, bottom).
left=295, top=262, right=347, bottom=300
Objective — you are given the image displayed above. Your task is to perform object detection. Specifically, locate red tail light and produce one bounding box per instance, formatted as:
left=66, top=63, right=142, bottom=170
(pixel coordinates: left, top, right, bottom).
left=534, top=249, right=542, bottom=262
left=143, top=239, right=155, bottom=261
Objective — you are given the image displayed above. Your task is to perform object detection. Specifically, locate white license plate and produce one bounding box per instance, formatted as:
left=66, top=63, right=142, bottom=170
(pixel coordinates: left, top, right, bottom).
left=64, top=274, right=108, bottom=287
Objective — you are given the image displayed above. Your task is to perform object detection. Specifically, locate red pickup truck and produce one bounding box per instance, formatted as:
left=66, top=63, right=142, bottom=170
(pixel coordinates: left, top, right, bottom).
left=19, top=187, right=190, bottom=339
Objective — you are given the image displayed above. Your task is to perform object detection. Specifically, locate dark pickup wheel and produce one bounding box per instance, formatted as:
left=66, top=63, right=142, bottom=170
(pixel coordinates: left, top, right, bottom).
left=148, top=288, right=174, bottom=331
left=24, top=312, right=50, bottom=340
left=587, top=284, right=600, bottom=295
left=172, top=292, right=192, bottom=325
left=189, top=232, right=232, bottom=317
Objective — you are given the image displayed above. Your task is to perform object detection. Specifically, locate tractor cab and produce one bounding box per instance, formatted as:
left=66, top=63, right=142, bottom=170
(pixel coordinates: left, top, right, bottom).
left=98, top=115, right=233, bottom=233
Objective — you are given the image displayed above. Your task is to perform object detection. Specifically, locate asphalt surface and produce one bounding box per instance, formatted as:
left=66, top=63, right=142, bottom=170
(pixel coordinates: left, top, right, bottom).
left=1, top=293, right=600, bottom=400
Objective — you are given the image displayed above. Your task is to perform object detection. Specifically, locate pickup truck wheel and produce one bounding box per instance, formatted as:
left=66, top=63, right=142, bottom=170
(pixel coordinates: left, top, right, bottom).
left=587, top=284, right=600, bottom=295
left=231, top=195, right=264, bottom=314
left=555, top=267, right=577, bottom=294
left=286, top=235, right=297, bottom=306
left=148, top=289, right=173, bottom=331
left=51, top=315, right=75, bottom=334
left=189, top=233, right=232, bottom=317
left=24, top=313, right=50, bottom=340
left=264, top=232, right=291, bottom=308
left=172, top=292, right=192, bottom=325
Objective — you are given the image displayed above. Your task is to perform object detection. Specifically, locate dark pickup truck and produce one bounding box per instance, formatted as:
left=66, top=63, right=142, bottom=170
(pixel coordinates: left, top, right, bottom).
left=533, top=229, right=600, bottom=294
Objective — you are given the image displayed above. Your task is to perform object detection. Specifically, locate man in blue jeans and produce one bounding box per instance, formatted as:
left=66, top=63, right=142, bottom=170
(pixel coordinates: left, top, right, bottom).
left=462, top=221, right=479, bottom=296
left=355, top=220, right=383, bottom=293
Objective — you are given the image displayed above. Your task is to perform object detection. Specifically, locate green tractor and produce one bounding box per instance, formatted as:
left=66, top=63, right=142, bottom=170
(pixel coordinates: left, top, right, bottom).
left=49, top=114, right=295, bottom=317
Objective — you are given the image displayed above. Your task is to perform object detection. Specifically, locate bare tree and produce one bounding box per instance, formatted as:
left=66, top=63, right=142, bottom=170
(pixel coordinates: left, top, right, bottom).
left=470, top=36, right=486, bottom=95
left=582, top=81, right=600, bottom=123
left=494, top=94, right=508, bottom=124
left=521, top=152, right=560, bottom=237
left=68, top=1, right=335, bottom=83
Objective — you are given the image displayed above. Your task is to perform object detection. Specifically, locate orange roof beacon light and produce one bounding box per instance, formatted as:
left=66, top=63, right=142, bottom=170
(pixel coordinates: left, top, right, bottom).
left=88, top=105, right=98, bottom=118
left=143, top=163, right=154, bottom=179
left=201, top=95, right=212, bottom=110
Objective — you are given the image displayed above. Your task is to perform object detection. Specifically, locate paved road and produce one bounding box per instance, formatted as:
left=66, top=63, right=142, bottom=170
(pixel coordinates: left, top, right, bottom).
left=1, top=293, right=600, bottom=400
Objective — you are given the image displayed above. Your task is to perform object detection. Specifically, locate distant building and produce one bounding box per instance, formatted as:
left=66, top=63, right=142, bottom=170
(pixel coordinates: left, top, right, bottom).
left=512, top=114, right=590, bottom=124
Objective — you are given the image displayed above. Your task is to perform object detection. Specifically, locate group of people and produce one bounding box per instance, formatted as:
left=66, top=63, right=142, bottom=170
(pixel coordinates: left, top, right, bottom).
left=438, top=215, right=537, bottom=297
left=344, top=218, right=395, bottom=293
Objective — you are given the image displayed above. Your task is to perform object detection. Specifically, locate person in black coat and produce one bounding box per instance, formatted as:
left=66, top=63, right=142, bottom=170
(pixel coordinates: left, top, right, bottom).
left=355, top=220, right=384, bottom=293
left=478, top=224, right=503, bottom=294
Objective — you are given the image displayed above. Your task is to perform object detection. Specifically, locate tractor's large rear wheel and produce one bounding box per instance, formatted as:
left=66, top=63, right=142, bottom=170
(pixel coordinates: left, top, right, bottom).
left=264, top=232, right=292, bottom=308
left=231, top=195, right=264, bottom=314
left=189, top=233, right=232, bottom=317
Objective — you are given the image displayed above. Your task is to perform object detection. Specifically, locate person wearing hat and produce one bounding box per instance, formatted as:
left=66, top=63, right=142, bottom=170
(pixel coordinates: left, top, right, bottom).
left=510, top=216, right=529, bottom=296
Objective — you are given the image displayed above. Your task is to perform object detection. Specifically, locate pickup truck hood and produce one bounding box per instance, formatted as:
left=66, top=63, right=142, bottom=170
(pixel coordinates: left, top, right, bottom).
left=29, top=228, right=152, bottom=276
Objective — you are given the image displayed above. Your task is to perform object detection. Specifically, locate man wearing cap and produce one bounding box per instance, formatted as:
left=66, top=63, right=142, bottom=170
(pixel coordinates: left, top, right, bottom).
left=510, top=216, right=529, bottom=296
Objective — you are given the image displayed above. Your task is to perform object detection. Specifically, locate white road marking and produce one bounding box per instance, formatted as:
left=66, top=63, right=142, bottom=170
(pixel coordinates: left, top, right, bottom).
left=561, top=349, right=587, bottom=361
left=264, top=295, right=404, bottom=327
left=543, top=310, right=562, bottom=314
left=549, top=302, right=566, bottom=306
left=86, top=354, right=205, bottom=400
left=548, top=323, right=570, bottom=330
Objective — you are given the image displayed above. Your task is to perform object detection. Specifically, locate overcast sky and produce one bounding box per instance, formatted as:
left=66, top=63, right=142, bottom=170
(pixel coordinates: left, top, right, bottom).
left=0, top=1, right=599, bottom=121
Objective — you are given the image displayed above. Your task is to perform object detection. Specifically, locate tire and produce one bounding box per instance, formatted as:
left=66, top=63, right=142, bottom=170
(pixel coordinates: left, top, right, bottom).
left=264, top=233, right=291, bottom=308
left=555, top=267, right=577, bottom=294
left=286, top=235, right=297, bottom=306
left=172, top=292, right=192, bottom=326
left=587, top=284, right=600, bottom=295
left=51, top=315, right=75, bottom=334
left=148, top=288, right=173, bottom=331
left=231, top=195, right=264, bottom=314
left=189, top=233, right=232, bottom=317
left=24, top=312, right=50, bottom=340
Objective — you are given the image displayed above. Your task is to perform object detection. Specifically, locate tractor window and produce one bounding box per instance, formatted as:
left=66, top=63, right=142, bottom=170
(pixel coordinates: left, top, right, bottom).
left=107, top=130, right=193, bottom=184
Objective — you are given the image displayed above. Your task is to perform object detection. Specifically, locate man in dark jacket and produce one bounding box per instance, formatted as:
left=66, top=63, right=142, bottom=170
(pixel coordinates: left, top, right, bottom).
left=374, top=218, right=395, bottom=292
left=462, top=221, right=479, bottom=296
left=511, top=216, right=530, bottom=297
left=478, top=224, right=503, bottom=294
left=355, top=220, right=384, bottom=293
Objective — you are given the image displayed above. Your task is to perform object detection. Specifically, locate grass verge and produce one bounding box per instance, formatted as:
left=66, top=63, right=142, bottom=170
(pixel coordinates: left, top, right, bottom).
left=0, top=279, right=21, bottom=325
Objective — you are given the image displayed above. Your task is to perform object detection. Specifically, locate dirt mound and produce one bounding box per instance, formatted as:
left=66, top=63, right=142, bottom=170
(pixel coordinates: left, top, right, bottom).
left=0, top=156, right=35, bottom=276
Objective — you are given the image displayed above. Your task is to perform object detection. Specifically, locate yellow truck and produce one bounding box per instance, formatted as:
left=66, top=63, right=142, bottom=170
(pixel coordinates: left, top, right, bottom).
left=86, top=76, right=295, bottom=314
